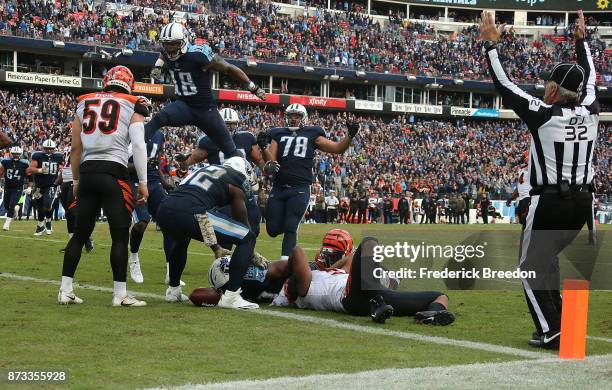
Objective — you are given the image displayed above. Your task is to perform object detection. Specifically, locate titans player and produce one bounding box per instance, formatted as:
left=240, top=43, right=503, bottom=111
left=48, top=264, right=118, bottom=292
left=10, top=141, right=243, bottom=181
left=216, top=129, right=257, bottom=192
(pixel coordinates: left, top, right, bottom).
left=176, top=107, right=264, bottom=238
left=27, top=139, right=63, bottom=236
left=157, top=157, right=259, bottom=310
left=259, top=104, right=358, bottom=259
left=127, top=98, right=175, bottom=284
left=147, top=22, right=265, bottom=156
left=1, top=146, right=29, bottom=231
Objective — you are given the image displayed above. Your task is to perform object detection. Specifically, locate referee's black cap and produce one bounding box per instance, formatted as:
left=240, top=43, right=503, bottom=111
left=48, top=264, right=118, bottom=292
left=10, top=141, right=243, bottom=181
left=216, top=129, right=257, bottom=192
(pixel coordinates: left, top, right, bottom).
left=541, top=63, right=585, bottom=93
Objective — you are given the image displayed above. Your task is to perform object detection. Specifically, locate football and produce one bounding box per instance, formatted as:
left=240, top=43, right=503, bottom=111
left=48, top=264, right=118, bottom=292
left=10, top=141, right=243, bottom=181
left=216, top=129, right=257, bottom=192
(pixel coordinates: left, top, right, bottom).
left=189, top=287, right=221, bottom=307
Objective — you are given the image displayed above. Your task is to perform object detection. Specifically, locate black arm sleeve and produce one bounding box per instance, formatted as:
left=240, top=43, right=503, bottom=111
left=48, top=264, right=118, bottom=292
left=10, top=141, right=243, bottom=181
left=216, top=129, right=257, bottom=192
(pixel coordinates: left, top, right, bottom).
left=575, top=39, right=599, bottom=114
left=485, top=45, right=552, bottom=132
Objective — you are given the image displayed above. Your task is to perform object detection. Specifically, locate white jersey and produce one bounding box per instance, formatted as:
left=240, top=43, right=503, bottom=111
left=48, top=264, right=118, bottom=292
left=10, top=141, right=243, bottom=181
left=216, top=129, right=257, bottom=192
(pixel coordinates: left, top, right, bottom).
left=325, top=196, right=339, bottom=209
left=76, top=92, right=146, bottom=167
left=271, top=269, right=348, bottom=313
left=61, top=148, right=72, bottom=182
left=517, top=165, right=531, bottom=201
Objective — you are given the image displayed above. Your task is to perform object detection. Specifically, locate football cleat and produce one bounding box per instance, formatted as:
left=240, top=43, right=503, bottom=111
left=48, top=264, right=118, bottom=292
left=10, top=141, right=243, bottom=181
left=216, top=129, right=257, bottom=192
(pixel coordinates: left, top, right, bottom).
left=129, top=254, right=144, bottom=284
left=34, top=225, right=46, bottom=236
left=85, top=238, right=95, bottom=253
left=58, top=289, right=83, bottom=305
left=217, top=289, right=259, bottom=310
left=531, top=330, right=541, bottom=342
left=370, top=296, right=394, bottom=324
left=45, top=221, right=52, bottom=235
left=165, top=286, right=189, bottom=303
left=112, top=294, right=146, bottom=307
left=414, top=310, right=455, bottom=326
left=529, top=332, right=560, bottom=350
left=164, top=271, right=185, bottom=286
left=3, top=219, right=10, bottom=231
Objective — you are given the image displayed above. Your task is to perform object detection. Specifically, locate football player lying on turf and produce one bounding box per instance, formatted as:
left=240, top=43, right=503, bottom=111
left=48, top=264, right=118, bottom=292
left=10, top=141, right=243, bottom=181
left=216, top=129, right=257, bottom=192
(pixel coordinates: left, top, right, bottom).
left=270, top=237, right=455, bottom=325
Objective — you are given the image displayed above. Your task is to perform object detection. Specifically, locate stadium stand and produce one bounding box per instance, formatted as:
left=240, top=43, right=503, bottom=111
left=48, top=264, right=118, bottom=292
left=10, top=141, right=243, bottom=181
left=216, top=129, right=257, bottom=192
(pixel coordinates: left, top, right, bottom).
left=0, top=1, right=610, bottom=84
left=1, top=88, right=609, bottom=200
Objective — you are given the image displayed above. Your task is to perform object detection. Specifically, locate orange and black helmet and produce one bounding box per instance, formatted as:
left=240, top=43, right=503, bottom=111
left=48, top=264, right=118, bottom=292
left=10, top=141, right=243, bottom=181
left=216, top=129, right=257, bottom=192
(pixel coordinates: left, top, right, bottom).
left=315, top=229, right=353, bottom=270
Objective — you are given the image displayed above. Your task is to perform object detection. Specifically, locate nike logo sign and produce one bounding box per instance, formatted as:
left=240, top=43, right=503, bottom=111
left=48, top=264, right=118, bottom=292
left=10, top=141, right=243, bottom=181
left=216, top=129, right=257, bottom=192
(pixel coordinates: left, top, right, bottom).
left=543, top=332, right=560, bottom=343
left=121, top=301, right=135, bottom=306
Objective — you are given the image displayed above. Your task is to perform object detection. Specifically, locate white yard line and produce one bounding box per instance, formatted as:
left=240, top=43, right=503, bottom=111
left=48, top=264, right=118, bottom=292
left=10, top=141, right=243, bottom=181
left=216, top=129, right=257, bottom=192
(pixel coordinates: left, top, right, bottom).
left=2, top=272, right=549, bottom=359
left=588, top=335, right=612, bottom=343
left=154, top=354, right=612, bottom=390
left=0, top=234, right=212, bottom=256
left=0, top=233, right=319, bottom=254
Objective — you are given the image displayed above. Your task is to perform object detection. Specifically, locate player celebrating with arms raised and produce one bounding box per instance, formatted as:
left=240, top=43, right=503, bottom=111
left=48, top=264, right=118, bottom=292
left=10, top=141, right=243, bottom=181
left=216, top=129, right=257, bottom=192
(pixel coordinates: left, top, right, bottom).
left=146, top=23, right=266, bottom=155
left=259, top=104, right=358, bottom=259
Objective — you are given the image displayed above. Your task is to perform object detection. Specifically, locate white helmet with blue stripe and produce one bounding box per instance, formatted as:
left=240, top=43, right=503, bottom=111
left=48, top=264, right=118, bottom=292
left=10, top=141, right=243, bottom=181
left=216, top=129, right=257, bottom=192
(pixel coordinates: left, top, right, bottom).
left=222, top=156, right=248, bottom=181
left=219, top=108, right=240, bottom=124
left=208, top=256, right=231, bottom=291
left=285, top=103, right=308, bottom=131
left=42, top=139, right=56, bottom=152
left=159, top=22, right=189, bottom=60
left=10, top=146, right=23, bottom=157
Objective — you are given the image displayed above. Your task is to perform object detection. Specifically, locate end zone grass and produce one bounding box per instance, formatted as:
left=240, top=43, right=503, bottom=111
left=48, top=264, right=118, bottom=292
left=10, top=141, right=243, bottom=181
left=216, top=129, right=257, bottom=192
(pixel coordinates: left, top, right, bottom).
left=1, top=221, right=611, bottom=389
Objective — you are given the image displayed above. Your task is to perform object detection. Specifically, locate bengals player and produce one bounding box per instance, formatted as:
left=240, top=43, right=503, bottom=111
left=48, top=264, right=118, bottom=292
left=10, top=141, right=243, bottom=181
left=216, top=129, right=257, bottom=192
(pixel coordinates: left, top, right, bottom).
left=59, top=65, right=149, bottom=307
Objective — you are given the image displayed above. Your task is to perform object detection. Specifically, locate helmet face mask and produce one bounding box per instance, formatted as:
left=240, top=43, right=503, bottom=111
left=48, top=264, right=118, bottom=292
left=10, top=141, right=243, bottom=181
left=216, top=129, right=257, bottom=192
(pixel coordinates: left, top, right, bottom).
left=10, top=146, right=22, bottom=159
left=42, top=140, right=56, bottom=155
left=285, top=104, right=308, bottom=131
left=160, top=23, right=189, bottom=61
left=161, top=40, right=187, bottom=60
left=315, top=229, right=354, bottom=270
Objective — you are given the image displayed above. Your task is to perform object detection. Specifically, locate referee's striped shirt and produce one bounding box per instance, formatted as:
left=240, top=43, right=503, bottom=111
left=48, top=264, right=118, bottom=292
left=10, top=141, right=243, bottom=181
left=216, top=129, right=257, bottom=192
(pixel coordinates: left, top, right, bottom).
left=485, top=39, right=599, bottom=188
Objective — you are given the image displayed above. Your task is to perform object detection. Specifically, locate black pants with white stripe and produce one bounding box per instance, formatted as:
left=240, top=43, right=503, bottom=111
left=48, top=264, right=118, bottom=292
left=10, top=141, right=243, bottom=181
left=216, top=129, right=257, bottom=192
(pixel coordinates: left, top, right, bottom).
left=518, top=191, right=593, bottom=336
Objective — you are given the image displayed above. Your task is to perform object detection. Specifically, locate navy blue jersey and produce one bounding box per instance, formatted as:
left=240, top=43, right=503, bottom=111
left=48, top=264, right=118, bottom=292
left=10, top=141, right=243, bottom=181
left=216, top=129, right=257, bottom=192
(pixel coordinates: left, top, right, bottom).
left=164, top=45, right=215, bottom=108
left=173, top=165, right=250, bottom=209
left=197, top=131, right=257, bottom=165
left=240, top=265, right=285, bottom=301
left=269, top=126, right=325, bottom=186
left=1, top=158, right=29, bottom=189
left=31, top=152, right=62, bottom=188
left=130, top=130, right=165, bottom=183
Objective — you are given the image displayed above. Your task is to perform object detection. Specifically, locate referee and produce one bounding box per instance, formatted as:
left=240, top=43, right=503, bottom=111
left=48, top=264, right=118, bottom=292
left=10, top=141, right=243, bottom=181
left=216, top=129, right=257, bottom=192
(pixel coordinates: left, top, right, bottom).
left=479, top=11, right=599, bottom=349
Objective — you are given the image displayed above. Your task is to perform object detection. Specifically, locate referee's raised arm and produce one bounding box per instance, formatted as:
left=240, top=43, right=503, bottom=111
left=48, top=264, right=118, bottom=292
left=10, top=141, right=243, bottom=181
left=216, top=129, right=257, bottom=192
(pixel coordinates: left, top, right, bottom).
left=478, top=11, right=551, bottom=132
left=574, top=10, right=599, bottom=113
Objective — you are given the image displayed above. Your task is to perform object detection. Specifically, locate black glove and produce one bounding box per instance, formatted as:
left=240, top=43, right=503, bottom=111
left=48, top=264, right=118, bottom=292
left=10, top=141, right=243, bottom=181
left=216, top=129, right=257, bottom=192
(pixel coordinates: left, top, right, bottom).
left=263, top=160, right=280, bottom=175
left=505, top=199, right=512, bottom=207
left=256, top=131, right=269, bottom=150
left=248, top=82, right=266, bottom=100
left=347, top=122, right=359, bottom=138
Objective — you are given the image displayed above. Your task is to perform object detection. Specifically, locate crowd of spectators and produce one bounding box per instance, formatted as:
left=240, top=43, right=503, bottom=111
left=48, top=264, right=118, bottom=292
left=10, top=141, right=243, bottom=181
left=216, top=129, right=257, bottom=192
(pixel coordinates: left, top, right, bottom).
left=1, top=88, right=610, bottom=202
left=0, top=0, right=609, bottom=84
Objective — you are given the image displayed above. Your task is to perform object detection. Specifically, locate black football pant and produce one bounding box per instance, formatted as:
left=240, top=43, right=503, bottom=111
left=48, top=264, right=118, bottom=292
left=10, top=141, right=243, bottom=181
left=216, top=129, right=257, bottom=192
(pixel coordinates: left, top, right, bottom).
left=63, top=169, right=132, bottom=283
left=518, top=192, right=592, bottom=336
left=341, top=237, right=444, bottom=316
left=59, top=182, right=77, bottom=234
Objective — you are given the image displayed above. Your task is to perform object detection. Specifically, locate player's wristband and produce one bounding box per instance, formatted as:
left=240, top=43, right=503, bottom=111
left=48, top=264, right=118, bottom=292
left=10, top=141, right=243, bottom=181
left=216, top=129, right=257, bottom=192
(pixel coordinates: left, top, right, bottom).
left=247, top=81, right=256, bottom=91
left=155, top=58, right=165, bottom=67
left=138, top=180, right=148, bottom=187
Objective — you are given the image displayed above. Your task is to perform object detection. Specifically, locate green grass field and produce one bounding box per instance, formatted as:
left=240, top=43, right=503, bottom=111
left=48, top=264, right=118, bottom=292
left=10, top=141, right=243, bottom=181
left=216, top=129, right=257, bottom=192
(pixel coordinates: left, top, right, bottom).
left=1, top=221, right=611, bottom=389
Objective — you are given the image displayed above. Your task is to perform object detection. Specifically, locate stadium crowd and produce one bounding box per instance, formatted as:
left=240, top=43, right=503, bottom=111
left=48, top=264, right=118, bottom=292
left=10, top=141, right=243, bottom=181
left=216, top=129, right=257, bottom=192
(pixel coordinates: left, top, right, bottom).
left=1, top=0, right=610, bottom=84
left=1, top=88, right=610, bottom=205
